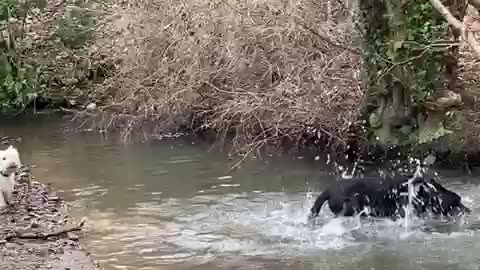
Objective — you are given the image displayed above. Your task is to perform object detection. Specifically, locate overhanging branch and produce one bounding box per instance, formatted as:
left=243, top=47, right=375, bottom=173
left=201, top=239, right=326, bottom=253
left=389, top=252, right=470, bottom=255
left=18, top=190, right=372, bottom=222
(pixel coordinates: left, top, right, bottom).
left=430, top=0, right=480, bottom=58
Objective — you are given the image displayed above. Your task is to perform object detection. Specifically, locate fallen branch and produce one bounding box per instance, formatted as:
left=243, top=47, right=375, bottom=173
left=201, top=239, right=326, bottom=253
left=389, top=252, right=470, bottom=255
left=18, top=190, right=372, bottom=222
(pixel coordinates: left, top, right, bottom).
left=430, top=0, right=480, bottom=58
left=5, top=218, right=86, bottom=241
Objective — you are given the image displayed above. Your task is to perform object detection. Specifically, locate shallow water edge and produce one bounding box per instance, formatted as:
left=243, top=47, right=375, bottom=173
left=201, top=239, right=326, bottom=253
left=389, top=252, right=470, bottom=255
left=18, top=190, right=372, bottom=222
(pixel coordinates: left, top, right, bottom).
left=0, top=165, right=98, bottom=270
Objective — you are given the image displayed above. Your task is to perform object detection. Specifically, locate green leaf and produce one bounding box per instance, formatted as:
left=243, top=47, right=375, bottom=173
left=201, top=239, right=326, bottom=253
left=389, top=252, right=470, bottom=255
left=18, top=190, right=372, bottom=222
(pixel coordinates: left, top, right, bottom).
left=14, top=81, right=23, bottom=93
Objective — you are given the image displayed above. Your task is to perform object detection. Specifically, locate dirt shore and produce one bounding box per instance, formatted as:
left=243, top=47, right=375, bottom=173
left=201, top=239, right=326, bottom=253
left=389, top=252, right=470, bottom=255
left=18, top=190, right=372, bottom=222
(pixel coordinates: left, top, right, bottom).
left=0, top=165, right=98, bottom=270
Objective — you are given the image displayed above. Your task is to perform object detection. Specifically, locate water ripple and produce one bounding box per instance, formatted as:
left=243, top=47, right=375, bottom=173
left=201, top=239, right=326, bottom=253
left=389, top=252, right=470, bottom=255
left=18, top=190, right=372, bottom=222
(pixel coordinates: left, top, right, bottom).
left=71, top=183, right=480, bottom=270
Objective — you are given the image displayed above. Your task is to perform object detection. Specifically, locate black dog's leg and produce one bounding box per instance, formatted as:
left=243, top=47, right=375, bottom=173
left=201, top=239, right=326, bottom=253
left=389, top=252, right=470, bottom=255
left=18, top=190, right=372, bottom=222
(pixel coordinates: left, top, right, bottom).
left=309, top=190, right=330, bottom=219
left=347, top=194, right=370, bottom=217
left=328, top=195, right=351, bottom=216
left=341, top=199, right=357, bottom=216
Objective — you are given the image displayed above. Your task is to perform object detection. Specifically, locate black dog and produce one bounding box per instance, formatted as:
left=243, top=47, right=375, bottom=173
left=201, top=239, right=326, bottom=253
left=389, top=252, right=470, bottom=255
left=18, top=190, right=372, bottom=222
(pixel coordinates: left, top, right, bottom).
left=308, top=175, right=471, bottom=221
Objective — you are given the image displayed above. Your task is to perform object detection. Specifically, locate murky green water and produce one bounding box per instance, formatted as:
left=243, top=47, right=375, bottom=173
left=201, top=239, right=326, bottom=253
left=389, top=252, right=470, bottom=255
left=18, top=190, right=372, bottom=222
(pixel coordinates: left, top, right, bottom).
left=2, top=115, right=480, bottom=270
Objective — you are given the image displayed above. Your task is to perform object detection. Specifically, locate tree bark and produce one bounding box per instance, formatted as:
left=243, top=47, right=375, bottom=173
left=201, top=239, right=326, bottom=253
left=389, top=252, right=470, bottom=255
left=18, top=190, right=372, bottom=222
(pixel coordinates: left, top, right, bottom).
left=433, top=0, right=466, bottom=92
left=360, top=0, right=462, bottom=152
left=430, top=0, right=480, bottom=58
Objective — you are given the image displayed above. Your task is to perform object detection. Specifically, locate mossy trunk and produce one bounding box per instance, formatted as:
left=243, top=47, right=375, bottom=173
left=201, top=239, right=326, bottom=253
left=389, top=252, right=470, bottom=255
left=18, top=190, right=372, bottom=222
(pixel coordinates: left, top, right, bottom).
left=359, top=0, right=465, bottom=157
left=444, top=0, right=466, bottom=92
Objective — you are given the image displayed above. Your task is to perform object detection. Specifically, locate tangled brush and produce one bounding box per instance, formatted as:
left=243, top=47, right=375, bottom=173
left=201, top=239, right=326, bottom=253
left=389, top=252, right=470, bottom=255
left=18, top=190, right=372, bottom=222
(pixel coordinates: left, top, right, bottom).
left=88, top=0, right=365, bottom=156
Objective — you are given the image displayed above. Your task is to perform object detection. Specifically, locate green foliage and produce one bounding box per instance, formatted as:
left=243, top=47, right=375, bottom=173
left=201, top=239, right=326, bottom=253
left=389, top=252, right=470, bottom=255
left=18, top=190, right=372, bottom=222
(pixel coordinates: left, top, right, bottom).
left=360, top=0, right=452, bottom=147
left=0, top=0, right=15, bottom=21
left=0, top=0, right=96, bottom=112
left=0, top=0, right=46, bottom=112
left=364, top=1, right=449, bottom=103
left=401, top=2, right=449, bottom=106
left=0, top=56, right=37, bottom=111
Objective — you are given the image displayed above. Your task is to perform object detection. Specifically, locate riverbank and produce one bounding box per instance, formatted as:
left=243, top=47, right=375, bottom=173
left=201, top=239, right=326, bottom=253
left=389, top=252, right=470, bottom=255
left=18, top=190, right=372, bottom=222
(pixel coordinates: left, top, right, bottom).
left=0, top=165, right=98, bottom=270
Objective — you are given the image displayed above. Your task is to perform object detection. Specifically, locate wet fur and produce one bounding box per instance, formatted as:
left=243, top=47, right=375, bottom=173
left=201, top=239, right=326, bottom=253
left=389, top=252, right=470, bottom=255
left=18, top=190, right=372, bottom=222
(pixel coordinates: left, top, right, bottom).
left=0, top=145, right=22, bottom=209
left=309, top=175, right=471, bottom=221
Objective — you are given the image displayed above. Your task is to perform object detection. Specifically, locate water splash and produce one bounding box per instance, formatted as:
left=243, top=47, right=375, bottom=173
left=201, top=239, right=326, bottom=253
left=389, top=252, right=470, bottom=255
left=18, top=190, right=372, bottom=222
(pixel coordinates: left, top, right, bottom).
left=76, top=181, right=480, bottom=270
left=404, top=158, right=424, bottom=231
left=404, top=155, right=436, bottom=231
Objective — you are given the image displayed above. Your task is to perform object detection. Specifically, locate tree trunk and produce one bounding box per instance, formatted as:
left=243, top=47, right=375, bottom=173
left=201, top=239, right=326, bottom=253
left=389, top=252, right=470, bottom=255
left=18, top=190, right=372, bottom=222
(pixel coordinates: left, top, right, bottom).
left=359, top=0, right=461, bottom=154
left=444, top=0, right=466, bottom=92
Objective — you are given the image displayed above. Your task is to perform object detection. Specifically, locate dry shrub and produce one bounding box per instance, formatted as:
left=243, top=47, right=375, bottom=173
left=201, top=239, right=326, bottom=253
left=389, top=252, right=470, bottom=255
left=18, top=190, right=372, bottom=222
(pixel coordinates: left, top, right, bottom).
left=91, top=0, right=365, bottom=155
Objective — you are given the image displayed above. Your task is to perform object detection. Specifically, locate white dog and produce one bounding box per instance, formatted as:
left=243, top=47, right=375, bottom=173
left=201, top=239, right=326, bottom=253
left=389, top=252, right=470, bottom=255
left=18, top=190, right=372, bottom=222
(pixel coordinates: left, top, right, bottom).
left=0, top=145, right=22, bottom=209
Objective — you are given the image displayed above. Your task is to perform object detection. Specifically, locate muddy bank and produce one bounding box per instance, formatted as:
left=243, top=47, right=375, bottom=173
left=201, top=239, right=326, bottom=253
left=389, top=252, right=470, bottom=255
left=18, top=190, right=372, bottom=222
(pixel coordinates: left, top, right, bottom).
left=0, top=165, right=98, bottom=270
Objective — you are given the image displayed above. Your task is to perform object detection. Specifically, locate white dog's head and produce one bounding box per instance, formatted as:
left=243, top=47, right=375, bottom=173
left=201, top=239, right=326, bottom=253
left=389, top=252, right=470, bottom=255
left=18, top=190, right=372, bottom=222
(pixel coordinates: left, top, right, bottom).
left=0, top=145, right=21, bottom=177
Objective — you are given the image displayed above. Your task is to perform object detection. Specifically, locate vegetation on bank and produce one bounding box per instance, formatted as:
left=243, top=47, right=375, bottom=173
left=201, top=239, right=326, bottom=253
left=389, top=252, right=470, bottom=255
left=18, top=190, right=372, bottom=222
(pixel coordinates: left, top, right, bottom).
left=0, top=0, right=102, bottom=113
left=360, top=0, right=463, bottom=161
left=92, top=0, right=364, bottom=157
left=0, top=0, right=43, bottom=111
left=359, top=0, right=480, bottom=164
left=3, top=0, right=480, bottom=164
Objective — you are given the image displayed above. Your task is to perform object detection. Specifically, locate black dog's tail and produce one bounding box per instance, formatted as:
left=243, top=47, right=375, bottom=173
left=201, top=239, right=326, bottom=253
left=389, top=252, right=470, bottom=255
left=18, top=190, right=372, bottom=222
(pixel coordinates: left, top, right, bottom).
left=309, top=190, right=329, bottom=219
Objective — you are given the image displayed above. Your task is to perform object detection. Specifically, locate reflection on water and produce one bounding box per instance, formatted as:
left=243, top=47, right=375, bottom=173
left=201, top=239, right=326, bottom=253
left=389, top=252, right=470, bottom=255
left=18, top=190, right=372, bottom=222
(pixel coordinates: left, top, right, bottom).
left=1, top=114, right=480, bottom=270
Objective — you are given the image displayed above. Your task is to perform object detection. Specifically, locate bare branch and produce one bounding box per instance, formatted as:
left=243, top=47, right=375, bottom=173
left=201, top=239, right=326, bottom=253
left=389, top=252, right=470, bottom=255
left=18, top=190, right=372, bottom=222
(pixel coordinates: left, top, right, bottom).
left=430, top=0, right=480, bottom=58
left=82, top=0, right=363, bottom=162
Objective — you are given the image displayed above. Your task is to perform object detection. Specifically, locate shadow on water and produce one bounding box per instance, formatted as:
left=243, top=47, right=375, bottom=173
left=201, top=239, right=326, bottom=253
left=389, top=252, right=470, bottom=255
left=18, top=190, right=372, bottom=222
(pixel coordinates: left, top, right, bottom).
left=2, top=114, right=480, bottom=270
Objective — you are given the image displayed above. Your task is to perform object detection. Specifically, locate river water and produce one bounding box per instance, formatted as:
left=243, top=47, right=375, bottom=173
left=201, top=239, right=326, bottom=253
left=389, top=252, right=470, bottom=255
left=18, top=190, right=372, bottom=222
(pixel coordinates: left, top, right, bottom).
left=2, top=115, right=480, bottom=270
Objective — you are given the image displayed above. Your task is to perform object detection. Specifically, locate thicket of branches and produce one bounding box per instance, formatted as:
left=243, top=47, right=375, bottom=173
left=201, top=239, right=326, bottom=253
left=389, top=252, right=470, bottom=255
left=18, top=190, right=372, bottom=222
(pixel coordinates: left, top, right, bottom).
left=84, top=0, right=365, bottom=155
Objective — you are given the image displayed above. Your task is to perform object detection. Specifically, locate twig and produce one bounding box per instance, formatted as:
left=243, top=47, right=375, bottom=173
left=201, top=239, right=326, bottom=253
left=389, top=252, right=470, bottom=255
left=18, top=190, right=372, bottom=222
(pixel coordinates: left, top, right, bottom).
left=297, top=20, right=361, bottom=55
left=5, top=218, right=86, bottom=241
left=227, top=141, right=262, bottom=173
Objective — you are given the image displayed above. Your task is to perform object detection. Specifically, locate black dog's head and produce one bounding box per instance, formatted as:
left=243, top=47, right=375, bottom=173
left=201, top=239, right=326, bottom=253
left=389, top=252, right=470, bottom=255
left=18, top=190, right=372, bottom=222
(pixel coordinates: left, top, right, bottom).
left=437, top=189, right=471, bottom=217
left=416, top=177, right=471, bottom=218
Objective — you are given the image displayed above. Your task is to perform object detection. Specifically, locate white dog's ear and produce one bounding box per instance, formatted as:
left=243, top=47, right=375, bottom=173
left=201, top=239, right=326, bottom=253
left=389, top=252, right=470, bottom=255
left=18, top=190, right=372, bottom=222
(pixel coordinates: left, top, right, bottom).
left=6, top=145, right=19, bottom=154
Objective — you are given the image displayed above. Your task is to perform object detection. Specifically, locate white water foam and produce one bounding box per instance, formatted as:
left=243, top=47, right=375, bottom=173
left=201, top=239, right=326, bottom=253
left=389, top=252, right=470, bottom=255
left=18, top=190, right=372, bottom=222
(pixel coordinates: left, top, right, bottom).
left=146, top=191, right=432, bottom=260
left=79, top=183, right=480, bottom=270
left=404, top=158, right=424, bottom=232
